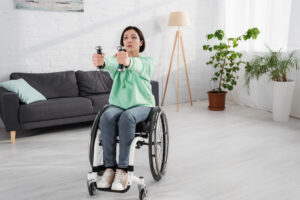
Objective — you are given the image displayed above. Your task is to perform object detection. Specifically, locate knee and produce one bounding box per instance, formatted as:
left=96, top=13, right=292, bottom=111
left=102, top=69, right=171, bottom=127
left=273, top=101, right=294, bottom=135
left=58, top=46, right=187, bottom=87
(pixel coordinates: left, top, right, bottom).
left=118, top=111, right=136, bottom=125
left=100, top=112, right=117, bottom=128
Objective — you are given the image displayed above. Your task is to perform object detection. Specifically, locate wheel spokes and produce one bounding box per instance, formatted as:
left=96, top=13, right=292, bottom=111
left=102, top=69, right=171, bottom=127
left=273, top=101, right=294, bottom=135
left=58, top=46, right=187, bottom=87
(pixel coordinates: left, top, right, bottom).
left=154, top=113, right=165, bottom=175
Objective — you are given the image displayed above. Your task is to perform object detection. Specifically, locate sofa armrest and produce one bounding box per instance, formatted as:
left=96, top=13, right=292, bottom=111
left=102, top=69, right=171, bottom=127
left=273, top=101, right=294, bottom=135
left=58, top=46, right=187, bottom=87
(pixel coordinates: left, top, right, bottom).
left=150, top=81, right=159, bottom=106
left=0, top=87, right=21, bottom=131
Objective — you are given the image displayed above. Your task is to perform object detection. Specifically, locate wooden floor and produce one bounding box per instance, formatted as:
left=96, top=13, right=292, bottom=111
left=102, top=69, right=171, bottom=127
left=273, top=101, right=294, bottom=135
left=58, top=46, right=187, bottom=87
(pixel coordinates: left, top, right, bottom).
left=0, top=101, right=300, bottom=200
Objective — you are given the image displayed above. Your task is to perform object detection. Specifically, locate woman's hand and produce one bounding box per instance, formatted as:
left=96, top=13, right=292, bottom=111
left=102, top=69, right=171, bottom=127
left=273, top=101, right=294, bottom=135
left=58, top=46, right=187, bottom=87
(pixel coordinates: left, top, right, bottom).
left=92, top=53, right=105, bottom=67
left=115, top=51, right=130, bottom=67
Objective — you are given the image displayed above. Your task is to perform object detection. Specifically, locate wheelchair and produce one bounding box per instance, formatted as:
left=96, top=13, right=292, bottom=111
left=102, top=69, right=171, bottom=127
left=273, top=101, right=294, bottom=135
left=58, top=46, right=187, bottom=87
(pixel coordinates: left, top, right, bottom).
left=86, top=104, right=169, bottom=200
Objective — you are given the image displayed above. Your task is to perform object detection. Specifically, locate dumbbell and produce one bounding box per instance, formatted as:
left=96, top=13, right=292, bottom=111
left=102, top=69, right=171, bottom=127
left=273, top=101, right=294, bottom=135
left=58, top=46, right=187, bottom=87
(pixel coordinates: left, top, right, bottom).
left=117, top=45, right=126, bottom=72
left=95, top=46, right=104, bottom=70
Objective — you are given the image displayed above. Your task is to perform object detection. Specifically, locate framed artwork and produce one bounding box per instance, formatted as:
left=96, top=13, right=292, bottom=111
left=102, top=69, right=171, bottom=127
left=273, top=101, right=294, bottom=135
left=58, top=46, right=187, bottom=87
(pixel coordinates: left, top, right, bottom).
left=15, top=0, right=84, bottom=12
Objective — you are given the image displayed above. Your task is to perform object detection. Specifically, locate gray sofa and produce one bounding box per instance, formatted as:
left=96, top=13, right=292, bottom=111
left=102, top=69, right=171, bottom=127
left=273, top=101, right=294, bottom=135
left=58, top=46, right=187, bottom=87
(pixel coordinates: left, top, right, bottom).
left=0, top=70, right=159, bottom=143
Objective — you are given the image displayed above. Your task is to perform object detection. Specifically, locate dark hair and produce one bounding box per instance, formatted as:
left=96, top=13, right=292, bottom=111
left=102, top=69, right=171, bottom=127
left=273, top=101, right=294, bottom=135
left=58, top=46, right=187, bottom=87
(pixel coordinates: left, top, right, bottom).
left=120, top=26, right=145, bottom=52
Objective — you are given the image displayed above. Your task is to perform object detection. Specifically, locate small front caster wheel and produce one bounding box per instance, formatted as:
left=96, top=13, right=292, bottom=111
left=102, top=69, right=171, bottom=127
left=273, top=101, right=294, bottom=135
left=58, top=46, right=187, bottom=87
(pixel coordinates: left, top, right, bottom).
left=138, top=185, right=148, bottom=200
left=87, top=181, right=96, bottom=196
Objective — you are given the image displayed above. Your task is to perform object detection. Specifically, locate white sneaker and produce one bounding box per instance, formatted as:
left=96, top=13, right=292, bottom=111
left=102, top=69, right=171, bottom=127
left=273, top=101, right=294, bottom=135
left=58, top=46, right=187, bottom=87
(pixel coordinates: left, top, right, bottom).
left=111, top=169, right=128, bottom=191
left=97, top=168, right=115, bottom=189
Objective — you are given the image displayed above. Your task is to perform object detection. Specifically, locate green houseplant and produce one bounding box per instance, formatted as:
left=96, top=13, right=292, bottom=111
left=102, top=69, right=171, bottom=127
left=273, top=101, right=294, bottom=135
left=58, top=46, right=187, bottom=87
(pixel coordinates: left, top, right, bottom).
left=245, top=46, right=299, bottom=121
left=203, top=28, right=260, bottom=110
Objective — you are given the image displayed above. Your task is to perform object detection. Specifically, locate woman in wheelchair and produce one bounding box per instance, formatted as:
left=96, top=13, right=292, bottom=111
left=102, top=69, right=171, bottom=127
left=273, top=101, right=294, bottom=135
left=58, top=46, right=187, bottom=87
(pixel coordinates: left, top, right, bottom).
left=92, top=26, right=155, bottom=191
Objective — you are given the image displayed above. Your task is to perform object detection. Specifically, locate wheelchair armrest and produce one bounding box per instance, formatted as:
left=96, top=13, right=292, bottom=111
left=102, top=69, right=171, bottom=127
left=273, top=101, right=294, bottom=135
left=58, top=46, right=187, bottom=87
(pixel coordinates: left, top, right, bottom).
left=146, top=106, right=161, bottom=124
left=150, top=81, right=159, bottom=106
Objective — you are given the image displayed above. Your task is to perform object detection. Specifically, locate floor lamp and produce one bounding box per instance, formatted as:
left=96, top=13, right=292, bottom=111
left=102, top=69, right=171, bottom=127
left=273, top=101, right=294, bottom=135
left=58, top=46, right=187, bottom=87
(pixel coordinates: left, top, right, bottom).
left=161, top=11, right=193, bottom=111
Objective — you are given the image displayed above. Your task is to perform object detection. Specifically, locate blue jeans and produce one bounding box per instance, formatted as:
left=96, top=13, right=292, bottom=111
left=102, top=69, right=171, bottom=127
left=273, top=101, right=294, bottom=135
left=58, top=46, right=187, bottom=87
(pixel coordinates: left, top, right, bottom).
left=99, top=105, right=152, bottom=168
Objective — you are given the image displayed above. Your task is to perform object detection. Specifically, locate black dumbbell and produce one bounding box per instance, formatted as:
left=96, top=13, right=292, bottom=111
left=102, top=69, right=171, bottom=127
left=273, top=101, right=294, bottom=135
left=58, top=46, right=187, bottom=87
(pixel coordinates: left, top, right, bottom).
left=117, top=45, right=126, bottom=72
left=95, top=46, right=104, bottom=70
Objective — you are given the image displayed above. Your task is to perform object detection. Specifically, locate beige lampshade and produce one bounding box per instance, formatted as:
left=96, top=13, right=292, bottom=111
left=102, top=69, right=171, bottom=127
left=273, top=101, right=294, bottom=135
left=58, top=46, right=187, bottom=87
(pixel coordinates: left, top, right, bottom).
left=168, top=11, right=190, bottom=26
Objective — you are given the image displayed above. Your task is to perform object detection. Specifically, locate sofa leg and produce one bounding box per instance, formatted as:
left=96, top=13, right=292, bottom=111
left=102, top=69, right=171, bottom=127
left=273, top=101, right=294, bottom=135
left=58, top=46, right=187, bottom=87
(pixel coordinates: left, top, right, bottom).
left=10, top=131, right=16, bottom=144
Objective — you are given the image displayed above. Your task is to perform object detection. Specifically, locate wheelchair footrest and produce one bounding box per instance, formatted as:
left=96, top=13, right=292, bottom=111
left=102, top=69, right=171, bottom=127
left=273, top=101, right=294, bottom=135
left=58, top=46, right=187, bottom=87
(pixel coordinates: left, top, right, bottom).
left=95, top=185, right=131, bottom=193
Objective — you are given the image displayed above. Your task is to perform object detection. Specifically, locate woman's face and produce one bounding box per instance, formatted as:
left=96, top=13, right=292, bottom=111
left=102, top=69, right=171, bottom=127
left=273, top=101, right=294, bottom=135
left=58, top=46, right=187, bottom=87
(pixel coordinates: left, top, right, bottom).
left=123, top=29, right=143, bottom=53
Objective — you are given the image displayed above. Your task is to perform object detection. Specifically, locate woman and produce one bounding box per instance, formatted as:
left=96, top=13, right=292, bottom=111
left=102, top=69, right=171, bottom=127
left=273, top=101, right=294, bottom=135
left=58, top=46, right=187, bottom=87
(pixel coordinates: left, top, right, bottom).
left=92, top=26, right=155, bottom=191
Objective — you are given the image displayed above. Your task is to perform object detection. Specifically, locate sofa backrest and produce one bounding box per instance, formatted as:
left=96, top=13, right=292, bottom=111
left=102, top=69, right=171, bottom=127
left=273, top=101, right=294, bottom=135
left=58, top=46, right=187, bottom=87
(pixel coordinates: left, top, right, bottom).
left=10, top=71, right=79, bottom=99
left=75, top=70, right=159, bottom=105
left=76, top=70, right=113, bottom=96
left=9, top=70, right=159, bottom=105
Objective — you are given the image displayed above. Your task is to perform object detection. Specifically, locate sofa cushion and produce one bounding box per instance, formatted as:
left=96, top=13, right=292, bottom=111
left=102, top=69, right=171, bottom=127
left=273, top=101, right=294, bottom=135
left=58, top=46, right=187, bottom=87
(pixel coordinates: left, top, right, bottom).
left=76, top=70, right=113, bottom=96
left=19, top=97, right=93, bottom=123
left=10, top=71, right=79, bottom=99
left=85, top=93, right=110, bottom=113
left=0, top=78, right=46, bottom=104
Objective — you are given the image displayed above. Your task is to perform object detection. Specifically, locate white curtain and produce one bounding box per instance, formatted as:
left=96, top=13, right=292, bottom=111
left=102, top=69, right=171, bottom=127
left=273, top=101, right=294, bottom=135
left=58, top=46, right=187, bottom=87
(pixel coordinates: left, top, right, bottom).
left=225, top=0, right=300, bottom=116
left=225, top=0, right=292, bottom=52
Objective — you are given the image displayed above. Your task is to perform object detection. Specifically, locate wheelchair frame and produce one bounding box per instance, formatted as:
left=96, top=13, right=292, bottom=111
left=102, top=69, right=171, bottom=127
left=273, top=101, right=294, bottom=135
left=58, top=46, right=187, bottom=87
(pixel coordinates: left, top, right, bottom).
left=87, top=105, right=169, bottom=200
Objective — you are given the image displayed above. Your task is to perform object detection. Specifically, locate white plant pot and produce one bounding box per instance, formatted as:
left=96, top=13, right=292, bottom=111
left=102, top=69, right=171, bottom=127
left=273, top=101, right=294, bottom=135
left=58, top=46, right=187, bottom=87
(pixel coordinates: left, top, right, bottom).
left=272, top=80, right=295, bottom=122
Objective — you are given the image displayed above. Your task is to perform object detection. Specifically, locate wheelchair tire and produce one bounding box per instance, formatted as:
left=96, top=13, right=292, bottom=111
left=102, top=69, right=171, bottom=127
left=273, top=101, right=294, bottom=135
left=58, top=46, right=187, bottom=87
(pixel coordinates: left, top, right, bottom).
left=148, top=108, right=169, bottom=181
left=89, top=105, right=110, bottom=167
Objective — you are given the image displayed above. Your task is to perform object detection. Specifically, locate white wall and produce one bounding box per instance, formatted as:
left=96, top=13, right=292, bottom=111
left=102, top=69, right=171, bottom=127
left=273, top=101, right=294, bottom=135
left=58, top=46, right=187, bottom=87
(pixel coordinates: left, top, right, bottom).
left=0, top=0, right=226, bottom=128
left=0, top=0, right=225, bottom=104
left=1, top=0, right=300, bottom=127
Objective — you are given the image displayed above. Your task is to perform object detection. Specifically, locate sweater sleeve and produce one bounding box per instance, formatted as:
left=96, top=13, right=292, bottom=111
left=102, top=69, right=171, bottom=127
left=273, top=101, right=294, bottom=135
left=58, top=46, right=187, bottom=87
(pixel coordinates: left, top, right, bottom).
left=127, top=56, right=154, bottom=81
left=104, top=56, right=119, bottom=79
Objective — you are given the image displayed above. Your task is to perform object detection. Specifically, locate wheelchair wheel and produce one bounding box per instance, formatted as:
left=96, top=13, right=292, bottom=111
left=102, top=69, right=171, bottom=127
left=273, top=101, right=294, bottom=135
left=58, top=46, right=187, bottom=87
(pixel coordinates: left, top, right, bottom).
left=89, top=111, right=102, bottom=167
left=148, top=109, right=169, bottom=181
left=89, top=105, right=109, bottom=168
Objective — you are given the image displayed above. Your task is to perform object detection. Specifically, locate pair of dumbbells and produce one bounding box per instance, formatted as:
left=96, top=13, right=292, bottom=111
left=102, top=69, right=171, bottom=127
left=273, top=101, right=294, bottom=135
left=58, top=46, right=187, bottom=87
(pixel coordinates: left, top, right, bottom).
left=95, top=46, right=126, bottom=72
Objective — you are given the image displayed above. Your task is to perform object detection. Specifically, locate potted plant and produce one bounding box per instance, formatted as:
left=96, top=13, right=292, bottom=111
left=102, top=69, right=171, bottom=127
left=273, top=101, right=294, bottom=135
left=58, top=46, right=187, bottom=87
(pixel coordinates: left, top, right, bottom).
left=245, top=46, right=299, bottom=121
left=203, top=28, right=260, bottom=110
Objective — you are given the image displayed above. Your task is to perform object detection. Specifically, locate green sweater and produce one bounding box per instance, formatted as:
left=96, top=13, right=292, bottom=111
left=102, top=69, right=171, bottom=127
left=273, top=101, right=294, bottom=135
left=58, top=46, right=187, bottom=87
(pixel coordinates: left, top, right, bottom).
left=103, top=56, right=155, bottom=109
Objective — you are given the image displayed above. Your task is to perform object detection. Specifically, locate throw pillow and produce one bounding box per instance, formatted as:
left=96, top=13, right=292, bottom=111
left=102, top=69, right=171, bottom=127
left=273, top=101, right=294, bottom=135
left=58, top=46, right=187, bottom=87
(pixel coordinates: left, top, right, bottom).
left=0, top=78, right=47, bottom=104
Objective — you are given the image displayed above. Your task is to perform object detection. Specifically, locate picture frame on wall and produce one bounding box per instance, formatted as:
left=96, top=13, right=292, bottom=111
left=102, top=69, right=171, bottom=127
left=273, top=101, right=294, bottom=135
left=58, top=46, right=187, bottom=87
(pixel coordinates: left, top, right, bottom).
left=15, top=0, right=84, bottom=12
